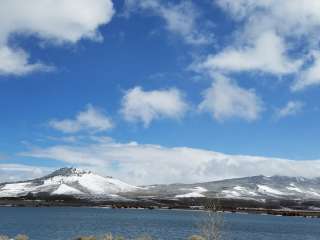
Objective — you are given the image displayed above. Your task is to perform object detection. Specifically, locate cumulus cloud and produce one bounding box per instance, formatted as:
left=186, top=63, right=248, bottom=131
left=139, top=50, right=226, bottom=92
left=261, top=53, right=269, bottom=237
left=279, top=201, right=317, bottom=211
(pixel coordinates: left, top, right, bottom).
left=125, top=0, right=213, bottom=45
left=0, top=0, right=114, bottom=75
left=275, top=101, right=304, bottom=119
left=192, top=0, right=320, bottom=122
left=21, top=139, right=320, bottom=185
left=199, top=75, right=263, bottom=121
left=207, top=0, right=320, bottom=91
left=0, top=164, right=51, bottom=183
left=121, top=86, right=188, bottom=127
left=202, top=31, right=301, bottom=75
left=292, top=52, right=320, bottom=91
left=215, top=0, right=320, bottom=40
left=49, top=104, right=113, bottom=134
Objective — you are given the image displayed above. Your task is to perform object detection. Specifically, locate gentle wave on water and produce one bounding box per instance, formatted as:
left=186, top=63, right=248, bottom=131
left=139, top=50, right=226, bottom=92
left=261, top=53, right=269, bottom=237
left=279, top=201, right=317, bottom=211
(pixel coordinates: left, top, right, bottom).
left=0, top=207, right=319, bottom=240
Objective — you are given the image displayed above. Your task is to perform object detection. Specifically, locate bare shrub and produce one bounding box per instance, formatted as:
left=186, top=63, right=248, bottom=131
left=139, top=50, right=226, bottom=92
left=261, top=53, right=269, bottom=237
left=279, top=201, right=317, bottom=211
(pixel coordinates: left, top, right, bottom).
left=199, top=199, right=224, bottom=240
left=0, top=236, right=9, bottom=240
left=101, top=233, right=113, bottom=240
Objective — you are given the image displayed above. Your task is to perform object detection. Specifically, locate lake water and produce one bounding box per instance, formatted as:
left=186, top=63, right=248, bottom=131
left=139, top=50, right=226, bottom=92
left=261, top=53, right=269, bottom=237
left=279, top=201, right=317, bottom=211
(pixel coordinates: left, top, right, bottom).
left=0, top=207, right=319, bottom=240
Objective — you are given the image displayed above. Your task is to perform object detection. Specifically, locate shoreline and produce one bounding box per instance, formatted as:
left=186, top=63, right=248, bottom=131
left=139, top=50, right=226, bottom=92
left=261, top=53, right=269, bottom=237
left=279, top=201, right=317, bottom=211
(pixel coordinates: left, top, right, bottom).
left=1, top=201, right=320, bottom=219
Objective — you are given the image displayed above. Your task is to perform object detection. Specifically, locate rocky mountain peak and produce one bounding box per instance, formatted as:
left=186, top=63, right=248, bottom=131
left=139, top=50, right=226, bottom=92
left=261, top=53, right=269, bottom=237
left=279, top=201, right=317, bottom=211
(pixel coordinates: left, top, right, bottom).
left=43, top=167, right=92, bottom=179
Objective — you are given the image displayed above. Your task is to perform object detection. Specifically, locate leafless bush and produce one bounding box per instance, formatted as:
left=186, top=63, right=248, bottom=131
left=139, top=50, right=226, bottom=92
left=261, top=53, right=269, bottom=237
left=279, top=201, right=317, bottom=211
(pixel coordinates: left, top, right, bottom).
left=101, top=233, right=113, bottom=240
left=199, top=199, right=224, bottom=240
left=0, top=235, right=9, bottom=240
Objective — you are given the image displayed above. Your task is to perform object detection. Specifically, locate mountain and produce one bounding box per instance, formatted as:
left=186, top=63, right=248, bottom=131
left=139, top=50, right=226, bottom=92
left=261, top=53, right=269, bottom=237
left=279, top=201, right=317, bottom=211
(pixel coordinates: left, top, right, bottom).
left=1, top=168, right=320, bottom=202
left=123, top=175, right=320, bottom=202
left=0, top=168, right=137, bottom=198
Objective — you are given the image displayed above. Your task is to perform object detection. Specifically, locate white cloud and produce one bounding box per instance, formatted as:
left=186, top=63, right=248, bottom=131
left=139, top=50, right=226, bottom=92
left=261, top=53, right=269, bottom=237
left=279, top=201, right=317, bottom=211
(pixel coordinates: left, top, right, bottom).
left=201, top=31, right=301, bottom=75
left=121, top=86, right=188, bottom=127
left=276, top=101, right=304, bottom=119
left=49, top=104, right=113, bottom=133
left=199, top=74, right=263, bottom=121
left=292, top=52, right=320, bottom=91
left=216, top=0, right=320, bottom=38
left=0, top=46, right=50, bottom=75
left=0, top=164, right=51, bottom=183
left=215, top=0, right=270, bottom=20
left=0, top=0, right=114, bottom=75
left=208, top=0, right=320, bottom=92
left=125, top=0, right=213, bottom=45
left=22, top=139, right=320, bottom=185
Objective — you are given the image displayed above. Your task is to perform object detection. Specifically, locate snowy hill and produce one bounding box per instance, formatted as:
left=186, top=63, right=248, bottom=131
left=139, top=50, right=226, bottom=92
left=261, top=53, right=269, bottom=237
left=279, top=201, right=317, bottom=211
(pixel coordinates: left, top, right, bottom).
left=0, top=168, right=137, bottom=198
left=1, top=169, right=320, bottom=202
left=127, top=175, right=320, bottom=201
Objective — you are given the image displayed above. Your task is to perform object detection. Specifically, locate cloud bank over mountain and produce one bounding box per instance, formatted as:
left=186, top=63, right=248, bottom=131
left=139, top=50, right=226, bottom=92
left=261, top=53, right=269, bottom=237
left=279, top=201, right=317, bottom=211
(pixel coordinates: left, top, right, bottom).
left=19, top=138, right=320, bottom=185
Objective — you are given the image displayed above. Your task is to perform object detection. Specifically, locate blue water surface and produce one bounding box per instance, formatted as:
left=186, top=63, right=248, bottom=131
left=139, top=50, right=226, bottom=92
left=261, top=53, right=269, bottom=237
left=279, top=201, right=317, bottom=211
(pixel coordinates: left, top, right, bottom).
left=0, top=207, right=319, bottom=240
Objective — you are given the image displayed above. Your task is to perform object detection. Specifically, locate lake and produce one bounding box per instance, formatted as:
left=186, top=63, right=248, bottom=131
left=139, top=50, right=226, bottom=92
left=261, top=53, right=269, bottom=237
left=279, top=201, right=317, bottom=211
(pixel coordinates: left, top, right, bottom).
left=0, top=207, right=319, bottom=240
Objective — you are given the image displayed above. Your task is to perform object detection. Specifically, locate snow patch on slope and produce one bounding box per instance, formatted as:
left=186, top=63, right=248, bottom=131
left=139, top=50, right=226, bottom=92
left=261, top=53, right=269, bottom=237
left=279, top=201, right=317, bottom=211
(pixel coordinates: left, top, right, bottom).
left=286, top=184, right=303, bottom=193
left=0, top=182, right=32, bottom=197
left=234, top=186, right=258, bottom=196
left=307, top=188, right=320, bottom=198
left=258, top=185, right=284, bottom=195
left=221, top=190, right=241, bottom=198
left=52, top=184, right=83, bottom=195
left=44, top=172, right=137, bottom=195
left=176, top=187, right=207, bottom=198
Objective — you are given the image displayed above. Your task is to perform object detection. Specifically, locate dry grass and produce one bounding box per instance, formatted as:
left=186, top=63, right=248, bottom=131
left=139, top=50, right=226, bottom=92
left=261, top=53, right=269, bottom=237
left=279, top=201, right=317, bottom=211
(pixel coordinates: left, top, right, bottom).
left=15, top=235, right=29, bottom=240
left=74, top=234, right=141, bottom=240
left=189, top=235, right=206, bottom=240
left=0, top=235, right=29, bottom=240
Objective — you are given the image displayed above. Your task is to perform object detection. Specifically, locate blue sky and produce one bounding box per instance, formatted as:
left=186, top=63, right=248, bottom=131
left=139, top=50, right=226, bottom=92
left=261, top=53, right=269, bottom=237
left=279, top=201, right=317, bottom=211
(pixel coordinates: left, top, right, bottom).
left=1, top=0, right=320, bottom=184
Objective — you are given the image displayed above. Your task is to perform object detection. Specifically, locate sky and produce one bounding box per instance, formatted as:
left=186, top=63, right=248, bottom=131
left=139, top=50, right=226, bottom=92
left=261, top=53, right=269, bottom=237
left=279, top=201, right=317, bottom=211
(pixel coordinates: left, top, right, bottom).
left=1, top=0, right=320, bottom=184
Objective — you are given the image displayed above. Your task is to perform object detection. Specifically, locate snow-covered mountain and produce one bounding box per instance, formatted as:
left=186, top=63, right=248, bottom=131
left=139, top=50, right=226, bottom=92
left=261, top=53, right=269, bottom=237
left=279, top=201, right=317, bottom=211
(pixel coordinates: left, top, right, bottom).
left=0, top=168, right=137, bottom=198
left=1, top=169, right=320, bottom=202
left=128, top=175, right=320, bottom=201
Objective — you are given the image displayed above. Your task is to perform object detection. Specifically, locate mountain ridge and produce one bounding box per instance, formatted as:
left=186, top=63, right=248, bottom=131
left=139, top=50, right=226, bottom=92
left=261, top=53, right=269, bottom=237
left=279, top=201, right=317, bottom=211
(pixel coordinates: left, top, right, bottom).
left=1, top=168, right=320, bottom=202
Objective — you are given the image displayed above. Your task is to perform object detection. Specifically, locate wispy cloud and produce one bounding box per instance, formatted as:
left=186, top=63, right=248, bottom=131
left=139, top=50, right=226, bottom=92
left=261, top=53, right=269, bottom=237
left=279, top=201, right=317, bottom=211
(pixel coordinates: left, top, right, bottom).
left=275, top=101, right=304, bottom=119
left=216, top=0, right=320, bottom=38
left=0, top=164, right=51, bottom=183
left=125, top=0, right=213, bottom=45
left=49, top=104, right=113, bottom=134
left=0, top=46, right=52, bottom=76
left=292, top=52, right=320, bottom=91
